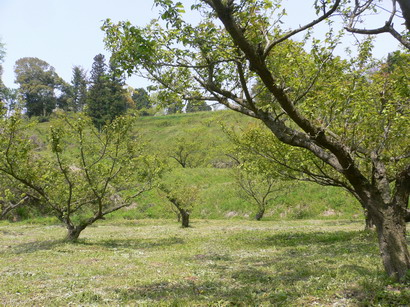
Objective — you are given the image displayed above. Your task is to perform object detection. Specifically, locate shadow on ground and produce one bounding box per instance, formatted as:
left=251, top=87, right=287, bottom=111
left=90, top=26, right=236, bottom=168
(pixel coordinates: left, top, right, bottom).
left=1, top=239, right=64, bottom=254
left=85, top=236, right=185, bottom=249
left=3, top=236, right=185, bottom=255
left=106, top=230, right=387, bottom=305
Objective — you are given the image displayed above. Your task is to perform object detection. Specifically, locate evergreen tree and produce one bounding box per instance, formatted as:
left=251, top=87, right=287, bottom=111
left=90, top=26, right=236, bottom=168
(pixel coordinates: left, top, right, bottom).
left=86, top=54, right=127, bottom=129
left=131, top=87, right=153, bottom=115
left=107, top=62, right=128, bottom=117
left=70, top=66, right=88, bottom=112
left=56, top=80, right=73, bottom=111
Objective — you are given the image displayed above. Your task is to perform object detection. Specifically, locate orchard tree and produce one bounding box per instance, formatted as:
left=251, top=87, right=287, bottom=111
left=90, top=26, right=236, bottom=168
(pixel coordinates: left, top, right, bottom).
left=228, top=125, right=293, bottom=220
left=0, top=113, right=162, bottom=241
left=103, top=0, right=410, bottom=280
left=0, top=107, right=31, bottom=220
left=14, top=57, right=64, bottom=117
left=169, top=136, right=201, bottom=168
left=0, top=174, right=31, bottom=220
left=234, top=164, right=290, bottom=221
left=160, top=181, right=199, bottom=228
left=168, top=128, right=209, bottom=168
left=345, top=0, right=410, bottom=49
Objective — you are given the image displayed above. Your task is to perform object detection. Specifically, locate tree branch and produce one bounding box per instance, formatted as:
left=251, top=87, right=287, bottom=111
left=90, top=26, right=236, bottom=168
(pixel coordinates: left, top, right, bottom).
left=263, top=0, right=342, bottom=58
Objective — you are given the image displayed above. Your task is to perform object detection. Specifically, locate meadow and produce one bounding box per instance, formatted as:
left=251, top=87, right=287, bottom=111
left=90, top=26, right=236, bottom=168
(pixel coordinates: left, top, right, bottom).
left=2, top=219, right=410, bottom=306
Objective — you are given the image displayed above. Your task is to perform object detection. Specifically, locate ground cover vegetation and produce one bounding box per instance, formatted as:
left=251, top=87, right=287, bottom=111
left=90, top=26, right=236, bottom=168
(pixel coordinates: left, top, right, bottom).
left=103, top=0, right=410, bottom=281
left=1, top=219, right=410, bottom=306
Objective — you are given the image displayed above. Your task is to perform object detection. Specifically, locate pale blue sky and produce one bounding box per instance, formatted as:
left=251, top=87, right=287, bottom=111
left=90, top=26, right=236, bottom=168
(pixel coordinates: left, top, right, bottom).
left=0, top=0, right=401, bottom=89
left=0, top=0, right=159, bottom=88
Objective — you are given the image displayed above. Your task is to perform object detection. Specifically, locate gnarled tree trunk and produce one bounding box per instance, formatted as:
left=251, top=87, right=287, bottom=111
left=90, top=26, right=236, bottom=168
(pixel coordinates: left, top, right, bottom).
left=368, top=201, right=410, bottom=281
left=65, top=224, right=87, bottom=242
left=166, top=195, right=191, bottom=228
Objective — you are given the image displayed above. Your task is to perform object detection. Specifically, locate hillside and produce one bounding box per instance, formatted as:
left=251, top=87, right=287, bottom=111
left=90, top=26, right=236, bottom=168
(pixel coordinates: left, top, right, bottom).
left=10, top=110, right=363, bottom=222
left=111, top=110, right=363, bottom=221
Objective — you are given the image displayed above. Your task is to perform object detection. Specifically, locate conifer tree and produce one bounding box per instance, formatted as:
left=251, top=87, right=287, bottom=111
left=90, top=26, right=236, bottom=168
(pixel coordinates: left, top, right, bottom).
left=70, top=66, right=88, bottom=112
left=86, top=54, right=127, bottom=129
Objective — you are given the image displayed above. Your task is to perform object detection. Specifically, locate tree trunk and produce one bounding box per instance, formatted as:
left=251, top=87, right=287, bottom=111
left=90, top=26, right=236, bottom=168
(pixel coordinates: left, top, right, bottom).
left=255, top=208, right=265, bottom=221
left=397, top=0, right=410, bottom=30
left=372, top=206, right=410, bottom=281
left=364, top=209, right=375, bottom=230
left=65, top=225, right=86, bottom=242
left=179, top=209, right=190, bottom=228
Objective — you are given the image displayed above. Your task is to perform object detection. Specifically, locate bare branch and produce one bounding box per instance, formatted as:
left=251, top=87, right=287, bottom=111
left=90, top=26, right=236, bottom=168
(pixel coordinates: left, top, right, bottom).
left=0, top=196, right=29, bottom=220
left=263, top=0, right=342, bottom=58
left=346, top=0, right=410, bottom=50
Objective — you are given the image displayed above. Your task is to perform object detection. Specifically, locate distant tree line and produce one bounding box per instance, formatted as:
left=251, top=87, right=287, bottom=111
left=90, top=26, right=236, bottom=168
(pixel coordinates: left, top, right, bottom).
left=0, top=51, right=213, bottom=128
left=0, top=53, right=157, bottom=127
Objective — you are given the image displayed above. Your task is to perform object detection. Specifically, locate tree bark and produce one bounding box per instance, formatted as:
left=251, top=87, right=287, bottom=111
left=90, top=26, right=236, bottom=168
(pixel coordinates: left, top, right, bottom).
left=371, top=205, right=410, bottom=281
left=65, top=224, right=87, bottom=242
left=364, top=209, right=375, bottom=230
left=179, top=209, right=190, bottom=228
left=397, top=0, right=410, bottom=31
left=255, top=208, right=265, bottom=221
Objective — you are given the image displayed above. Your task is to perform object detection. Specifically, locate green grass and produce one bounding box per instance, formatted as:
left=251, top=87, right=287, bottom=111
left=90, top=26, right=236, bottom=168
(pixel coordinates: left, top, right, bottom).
left=13, top=111, right=363, bottom=222
left=129, top=111, right=363, bottom=221
left=110, top=167, right=363, bottom=221
left=1, top=219, right=410, bottom=306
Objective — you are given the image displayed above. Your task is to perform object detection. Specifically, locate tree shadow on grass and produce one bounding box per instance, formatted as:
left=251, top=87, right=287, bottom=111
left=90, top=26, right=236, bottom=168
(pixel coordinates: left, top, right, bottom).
left=79, top=236, right=185, bottom=250
left=341, top=277, right=410, bottom=306
left=4, top=236, right=185, bottom=255
left=2, top=239, right=64, bottom=254
left=109, top=279, right=290, bottom=306
left=110, top=265, right=374, bottom=306
left=106, top=231, right=382, bottom=305
left=246, top=230, right=373, bottom=248
left=104, top=264, right=408, bottom=306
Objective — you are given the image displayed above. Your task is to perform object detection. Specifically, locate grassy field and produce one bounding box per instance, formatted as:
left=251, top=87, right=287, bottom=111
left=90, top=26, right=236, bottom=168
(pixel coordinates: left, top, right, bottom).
left=110, top=167, right=363, bottom=221
left=1, top=219, right=410, bottom=306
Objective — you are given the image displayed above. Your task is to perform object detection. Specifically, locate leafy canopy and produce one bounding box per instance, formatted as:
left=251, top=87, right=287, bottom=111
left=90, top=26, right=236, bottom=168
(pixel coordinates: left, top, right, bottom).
left=103, top=0, right=409, bottom=193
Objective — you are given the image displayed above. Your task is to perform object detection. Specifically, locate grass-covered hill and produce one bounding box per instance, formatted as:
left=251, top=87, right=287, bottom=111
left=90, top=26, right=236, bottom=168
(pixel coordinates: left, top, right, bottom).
left=14, top=110, right=363, bottom=222
left=115, top=110, right=363, bottom=222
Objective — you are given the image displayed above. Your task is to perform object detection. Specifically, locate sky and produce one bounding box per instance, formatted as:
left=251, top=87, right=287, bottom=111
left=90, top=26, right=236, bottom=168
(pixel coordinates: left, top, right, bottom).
left=0, top=0, right=403, bottom=90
